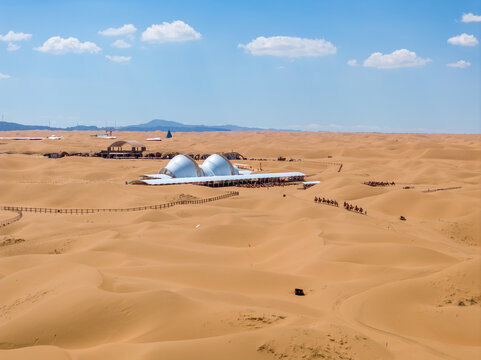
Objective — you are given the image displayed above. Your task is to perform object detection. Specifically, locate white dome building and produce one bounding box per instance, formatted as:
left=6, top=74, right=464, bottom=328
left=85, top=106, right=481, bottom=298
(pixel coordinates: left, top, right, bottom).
left=200, top=154, right=239, bottom=176
left=140, top=152, right=306, bottom=186
left=158, top=154, right=203, bottom=178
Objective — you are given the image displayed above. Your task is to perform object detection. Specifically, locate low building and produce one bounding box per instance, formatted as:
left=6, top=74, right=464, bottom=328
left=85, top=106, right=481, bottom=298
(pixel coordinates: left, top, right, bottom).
left=96, top=140, right=146, bottom=159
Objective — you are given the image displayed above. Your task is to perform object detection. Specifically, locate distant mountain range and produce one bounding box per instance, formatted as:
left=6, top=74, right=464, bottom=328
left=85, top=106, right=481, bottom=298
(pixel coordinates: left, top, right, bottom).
left=0, top=119, right=269, bottom=132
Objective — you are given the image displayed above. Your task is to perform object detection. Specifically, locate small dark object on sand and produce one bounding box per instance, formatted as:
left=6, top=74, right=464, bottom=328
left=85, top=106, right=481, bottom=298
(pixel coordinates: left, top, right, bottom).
left=295, top=288, right=305, bottom=296
left=400, top=216, right=406, bottom=221
left=283, top=194, right=286, bottom=198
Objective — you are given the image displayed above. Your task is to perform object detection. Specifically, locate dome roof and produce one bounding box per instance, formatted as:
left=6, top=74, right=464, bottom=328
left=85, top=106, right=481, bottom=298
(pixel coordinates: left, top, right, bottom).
left=158, top=154, right=203, bottom=178
left=200, top=154, right=239, bottom=176
left=108, top=140, right=145, bottom=149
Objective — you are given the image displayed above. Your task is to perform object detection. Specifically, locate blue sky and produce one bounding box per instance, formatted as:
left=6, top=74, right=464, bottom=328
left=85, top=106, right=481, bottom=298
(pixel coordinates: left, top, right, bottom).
left=0, top=0, right=480, bottom=133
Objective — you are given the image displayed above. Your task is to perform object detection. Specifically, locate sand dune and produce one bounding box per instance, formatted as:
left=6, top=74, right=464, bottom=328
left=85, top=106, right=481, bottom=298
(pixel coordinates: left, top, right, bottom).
left=0, top=131, right=480, bottom=359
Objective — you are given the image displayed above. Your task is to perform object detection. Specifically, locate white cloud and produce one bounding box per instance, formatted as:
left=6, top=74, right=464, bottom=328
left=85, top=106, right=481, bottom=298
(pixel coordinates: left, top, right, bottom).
left=446, top=60, right=471, bottom=68
left=363, top=49, right=431, bottom=69
left=40, top=115, right=80, bottom=120
left=461, top=13, right=481, bottom=22
left=7, top=43, right=20, bottom=51
left=99, top=24, right=137, bottom=36
left=112, top=39, right=131, bottom=48
left=35, top=36, right=101, bottom=55
left=0, top=30, right=32, bottom=42
left=0, top=72, right=11, bottom=79
left=447, top=33, right=478, bottom=46
left=347, top=59, right=358, bottom=66
left=142, top=20, right=201, bottom=43
left=105, top=55, right=131, bottom=63
left=238, top=36, right=336, bottom=57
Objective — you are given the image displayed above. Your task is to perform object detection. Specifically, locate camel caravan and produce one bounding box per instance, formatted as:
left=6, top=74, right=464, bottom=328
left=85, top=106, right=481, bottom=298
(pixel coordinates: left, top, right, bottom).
left=343, top=202, right=366, bottom=215
left=314, top=196, right=339, bottom=207
left=314, top=196, right=366, bottom=215
left=363, top=181, right=395, bottom=187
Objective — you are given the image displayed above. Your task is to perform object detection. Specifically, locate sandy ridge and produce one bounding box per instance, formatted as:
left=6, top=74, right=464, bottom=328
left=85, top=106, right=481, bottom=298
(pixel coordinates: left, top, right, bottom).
left=0, top=131, right=479, bottom=360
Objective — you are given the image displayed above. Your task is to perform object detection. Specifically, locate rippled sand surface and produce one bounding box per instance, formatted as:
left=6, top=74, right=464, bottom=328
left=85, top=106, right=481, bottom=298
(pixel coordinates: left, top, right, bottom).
left=0, top=131, right=480, bottom=359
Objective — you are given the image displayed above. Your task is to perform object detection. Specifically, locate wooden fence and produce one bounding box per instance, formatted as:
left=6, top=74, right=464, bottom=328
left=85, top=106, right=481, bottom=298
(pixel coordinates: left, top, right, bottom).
left=0, top=211, right=22, bottom=227
left=422, top=186, right=462, bottom=193
left=0, top=191, right=239, bottom=215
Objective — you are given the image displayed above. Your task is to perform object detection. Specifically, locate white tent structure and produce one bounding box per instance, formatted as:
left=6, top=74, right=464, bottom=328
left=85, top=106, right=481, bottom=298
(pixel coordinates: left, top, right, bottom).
left=136, top=154, right=306, bottom=187
left=158, top=154, right=203, bottom=178
left=200, top=154, right=239, bottom=176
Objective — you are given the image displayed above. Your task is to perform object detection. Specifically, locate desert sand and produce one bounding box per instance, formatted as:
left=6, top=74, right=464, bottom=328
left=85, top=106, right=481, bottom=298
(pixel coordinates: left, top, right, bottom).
left=0, top=130, right=480, bottom=360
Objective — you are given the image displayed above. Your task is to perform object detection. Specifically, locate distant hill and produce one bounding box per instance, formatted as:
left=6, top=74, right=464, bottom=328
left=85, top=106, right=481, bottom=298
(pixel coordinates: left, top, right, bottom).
left=0, top=119, right=265, bottom=132
left=0, top=120, right=52, bottom=131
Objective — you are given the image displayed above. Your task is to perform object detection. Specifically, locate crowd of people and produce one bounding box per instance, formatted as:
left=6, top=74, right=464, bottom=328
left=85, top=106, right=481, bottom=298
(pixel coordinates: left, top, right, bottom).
left=314, top=197, right=339, bottom=207
left=363, top=181, right=395, bottom=187
left=236, top=181, right=294, bottom=188
left=344, top=202, right=366, bottom=215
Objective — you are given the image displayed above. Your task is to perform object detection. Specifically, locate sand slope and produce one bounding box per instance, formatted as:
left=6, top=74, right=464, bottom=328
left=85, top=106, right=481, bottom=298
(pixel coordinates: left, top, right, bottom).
left=0, top=131, right=480, bottom=359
